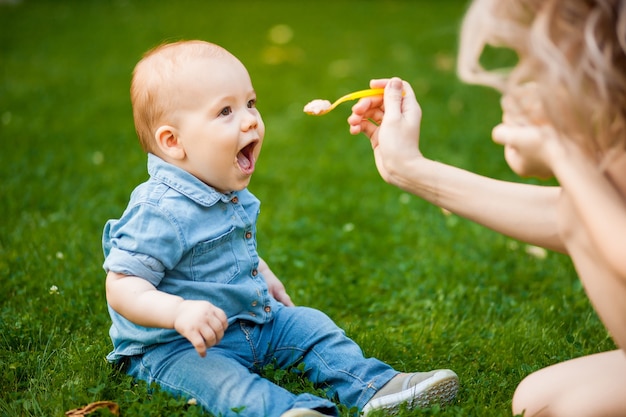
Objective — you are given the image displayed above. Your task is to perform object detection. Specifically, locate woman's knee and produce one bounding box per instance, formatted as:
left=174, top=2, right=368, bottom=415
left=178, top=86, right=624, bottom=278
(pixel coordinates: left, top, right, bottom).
left=512, top=373, right=537, bottom=416
left=512, top=368, right=595, bottom=417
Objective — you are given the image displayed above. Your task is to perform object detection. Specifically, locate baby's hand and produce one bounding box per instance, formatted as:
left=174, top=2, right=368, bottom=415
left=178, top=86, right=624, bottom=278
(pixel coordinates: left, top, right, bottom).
left=264, top=271, right=294, bottom=307
left=258, top=258, right=295, bottom=307
left=174, top=300, right=228, bottom=357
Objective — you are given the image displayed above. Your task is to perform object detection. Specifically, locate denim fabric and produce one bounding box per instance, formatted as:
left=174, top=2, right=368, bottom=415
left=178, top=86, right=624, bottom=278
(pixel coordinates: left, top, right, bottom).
left=103, top=154, right=398, bottom=415
left=103, top=154, right=278, bottom=359
left=125, top=305, right=397, bottom=416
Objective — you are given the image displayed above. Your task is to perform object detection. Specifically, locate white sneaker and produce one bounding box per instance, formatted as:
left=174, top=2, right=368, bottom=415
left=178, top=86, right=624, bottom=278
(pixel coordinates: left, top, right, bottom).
left=362, top=369, right=459, bottom=415
left=280, top=409, right=330, bottom=417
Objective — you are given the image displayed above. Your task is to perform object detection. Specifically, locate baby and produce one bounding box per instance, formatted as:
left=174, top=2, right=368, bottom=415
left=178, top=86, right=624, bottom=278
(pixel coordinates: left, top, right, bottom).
left=102, top=40, right=458, bottom=417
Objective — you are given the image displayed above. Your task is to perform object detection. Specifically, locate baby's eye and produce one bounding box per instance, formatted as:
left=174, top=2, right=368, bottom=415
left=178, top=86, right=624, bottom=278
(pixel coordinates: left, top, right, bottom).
left=220, top=107, right=232, bottom=116
left=247, top=99, right=256, bottom=109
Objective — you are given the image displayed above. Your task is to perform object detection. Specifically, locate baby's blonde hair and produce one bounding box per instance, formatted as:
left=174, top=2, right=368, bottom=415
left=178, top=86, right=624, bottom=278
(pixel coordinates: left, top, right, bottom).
left=458, top=0, right=626, bottom=160
left=130, top=40, right=233, bottom=153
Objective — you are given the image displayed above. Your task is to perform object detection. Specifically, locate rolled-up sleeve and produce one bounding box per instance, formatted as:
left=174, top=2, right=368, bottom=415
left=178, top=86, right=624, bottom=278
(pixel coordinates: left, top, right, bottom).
left=103, top=202, right=184, bottom=287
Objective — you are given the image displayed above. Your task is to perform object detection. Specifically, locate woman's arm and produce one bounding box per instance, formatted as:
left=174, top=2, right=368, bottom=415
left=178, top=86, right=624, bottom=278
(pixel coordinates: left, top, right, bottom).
left=348, top=77, right=565, bottom=252
left=551, top=143, right=626, bottom=280
left=396, top=157, right=564, bottom=252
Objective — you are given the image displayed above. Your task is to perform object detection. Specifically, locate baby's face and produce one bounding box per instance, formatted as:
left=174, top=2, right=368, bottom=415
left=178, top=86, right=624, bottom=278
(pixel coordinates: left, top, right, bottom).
left=168, top=55, right=264, bottom=193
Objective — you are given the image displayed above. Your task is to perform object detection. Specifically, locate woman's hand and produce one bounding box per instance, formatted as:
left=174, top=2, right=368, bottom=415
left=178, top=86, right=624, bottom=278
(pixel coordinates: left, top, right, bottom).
left=494, top=83, right=563, bottom=180
left=348, top=77, right=424, bottom=185
left=492, top=123, right=560, bottom=179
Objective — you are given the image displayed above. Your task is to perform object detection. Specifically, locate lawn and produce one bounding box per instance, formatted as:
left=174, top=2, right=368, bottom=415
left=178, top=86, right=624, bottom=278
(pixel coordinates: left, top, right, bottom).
left=0, top=1, right=614, bottom=416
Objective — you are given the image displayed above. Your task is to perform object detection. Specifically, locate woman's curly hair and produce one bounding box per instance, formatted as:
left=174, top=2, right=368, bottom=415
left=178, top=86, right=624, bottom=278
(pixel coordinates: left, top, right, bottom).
left=457, top=0, right=626, bottom=161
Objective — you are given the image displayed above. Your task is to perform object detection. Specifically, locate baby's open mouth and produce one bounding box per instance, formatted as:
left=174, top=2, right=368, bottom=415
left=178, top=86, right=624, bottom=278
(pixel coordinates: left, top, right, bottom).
left=237, top=141, right=257, bottom=174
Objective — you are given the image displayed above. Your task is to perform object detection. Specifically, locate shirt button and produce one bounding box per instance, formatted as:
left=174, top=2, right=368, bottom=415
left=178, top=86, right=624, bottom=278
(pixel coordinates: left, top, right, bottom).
left=251, top=269, right=258, bottom=277
left=231, top=196, right=239, bottom=204
left=264, top=306, right=271, bottom=313
left=245, top=231, right=252, bottom=239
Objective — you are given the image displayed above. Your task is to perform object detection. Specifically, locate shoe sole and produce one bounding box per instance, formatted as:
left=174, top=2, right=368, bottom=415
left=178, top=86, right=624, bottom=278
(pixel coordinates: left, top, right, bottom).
left=363, top=370, right=459, bottom=415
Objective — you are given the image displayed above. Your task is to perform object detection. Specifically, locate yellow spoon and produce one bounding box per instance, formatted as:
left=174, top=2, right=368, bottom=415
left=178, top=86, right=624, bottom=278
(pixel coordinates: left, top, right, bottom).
left=303, top=88, right=385, bottom=116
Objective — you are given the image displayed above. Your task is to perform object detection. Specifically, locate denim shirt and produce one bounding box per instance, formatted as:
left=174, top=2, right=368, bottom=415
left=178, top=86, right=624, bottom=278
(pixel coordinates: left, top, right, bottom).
left=102, top=153, right=278, bottom=361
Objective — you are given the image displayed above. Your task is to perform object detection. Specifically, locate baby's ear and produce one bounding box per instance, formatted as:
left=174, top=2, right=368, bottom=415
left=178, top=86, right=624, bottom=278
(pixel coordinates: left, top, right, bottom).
left=155, top=125, right=185, bottom=160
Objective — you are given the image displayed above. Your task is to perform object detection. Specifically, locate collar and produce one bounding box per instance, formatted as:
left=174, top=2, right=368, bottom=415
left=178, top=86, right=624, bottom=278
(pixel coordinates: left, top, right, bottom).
left=147, top=153, right=237, bottom=207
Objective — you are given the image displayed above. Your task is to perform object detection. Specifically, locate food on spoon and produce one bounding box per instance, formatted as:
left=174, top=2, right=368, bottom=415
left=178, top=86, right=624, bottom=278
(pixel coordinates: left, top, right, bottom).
left=303, top=99, right=332, bottom=115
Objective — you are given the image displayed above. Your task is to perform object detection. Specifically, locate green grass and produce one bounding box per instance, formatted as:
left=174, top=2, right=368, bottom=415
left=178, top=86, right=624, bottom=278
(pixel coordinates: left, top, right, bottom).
left=0, top=1, right=614, bottom=416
